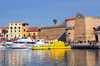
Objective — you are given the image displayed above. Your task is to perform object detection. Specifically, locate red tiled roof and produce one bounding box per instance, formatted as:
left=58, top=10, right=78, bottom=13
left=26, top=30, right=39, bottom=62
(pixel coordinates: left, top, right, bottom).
left=1, top=27, right=9, bottom=29
left=22, top=22, right=29, bottom=25
left=27, top=27, right=38, bottom=32
left=65, top=17, right=75, bottom=21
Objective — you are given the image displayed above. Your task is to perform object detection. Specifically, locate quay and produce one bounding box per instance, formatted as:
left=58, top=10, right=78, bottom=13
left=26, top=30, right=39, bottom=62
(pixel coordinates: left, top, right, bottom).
left=68, top=43, right=100, bottom=49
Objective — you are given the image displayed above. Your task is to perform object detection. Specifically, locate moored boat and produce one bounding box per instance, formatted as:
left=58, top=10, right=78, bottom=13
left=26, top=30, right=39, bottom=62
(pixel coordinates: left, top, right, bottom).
left=33, top=39, right=50, bottom=47
left=32, top=41, right=71, bottom=50
left=11, top=41, right=28, bottom=49
left=10, top=37, right=50, bottom=49
left=11, top=37, right=35, bottom=49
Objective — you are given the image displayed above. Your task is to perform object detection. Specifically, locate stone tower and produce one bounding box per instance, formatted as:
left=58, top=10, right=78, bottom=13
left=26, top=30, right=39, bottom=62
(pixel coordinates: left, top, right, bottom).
left=74, top=13, right=95, bottom=41
left=65, top=17, right=75, bottom=42
left=74, top=13, right=86, bottom=41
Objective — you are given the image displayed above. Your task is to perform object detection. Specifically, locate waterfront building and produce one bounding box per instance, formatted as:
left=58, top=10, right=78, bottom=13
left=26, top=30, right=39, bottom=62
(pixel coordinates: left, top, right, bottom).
left=65, top=13, right=100, bottom=42
left=22, top=22, right=29, bottom=37
left=27, top=27, right=39, bottom=39
left=9, top=22, right=29, bottom=40
left=40, top=13, right=100, bottom=42
left=0, top=27, right=9, bottom=40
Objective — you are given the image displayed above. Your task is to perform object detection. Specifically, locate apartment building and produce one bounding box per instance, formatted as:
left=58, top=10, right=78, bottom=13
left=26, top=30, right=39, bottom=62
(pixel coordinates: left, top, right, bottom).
left=27, top=27, right=39, bottom=39
left=9, top=22, right=29, bottom=40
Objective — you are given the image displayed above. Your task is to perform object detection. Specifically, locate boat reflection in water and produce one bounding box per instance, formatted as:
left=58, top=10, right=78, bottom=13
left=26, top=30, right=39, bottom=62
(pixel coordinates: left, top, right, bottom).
left=0, top=49, right=100, bottom=66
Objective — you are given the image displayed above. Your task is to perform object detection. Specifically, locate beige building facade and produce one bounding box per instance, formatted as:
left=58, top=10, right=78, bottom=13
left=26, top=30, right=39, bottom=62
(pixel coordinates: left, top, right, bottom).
left=9, top=22, right=23, bottom=39
left=9, top=22, right=29, bottom=40
left=65, top=13, right=100, bottom=42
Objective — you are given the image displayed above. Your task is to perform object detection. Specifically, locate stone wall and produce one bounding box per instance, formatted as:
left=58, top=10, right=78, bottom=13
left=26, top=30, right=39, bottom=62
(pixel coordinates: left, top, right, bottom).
left=92, top=17, right=100, bottom=28
left=39, top=25, right=66, bottom=41
left=85, top=17, right=95, bottom=41
left=74, top=16, right=86, bottom=41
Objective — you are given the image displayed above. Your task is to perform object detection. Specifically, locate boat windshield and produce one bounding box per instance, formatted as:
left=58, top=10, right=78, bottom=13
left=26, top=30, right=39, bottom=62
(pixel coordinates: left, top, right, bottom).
left=27, top=42, right=35, bottom=44
left=13, top=42, right=18, bottom=44
left=19, top=42, right=25, bottom=44
left=22, top=37, right=27, bottom=39
left=7, top=40, right=11, bottom=42
left=44, top=41, right=49, bottom=44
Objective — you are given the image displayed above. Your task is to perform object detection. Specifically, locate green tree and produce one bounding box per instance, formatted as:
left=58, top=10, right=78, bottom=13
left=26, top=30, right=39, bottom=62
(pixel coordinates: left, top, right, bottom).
left=2, top=29, right=8, bottom=39
left=53, top=19, right=57, bottom=25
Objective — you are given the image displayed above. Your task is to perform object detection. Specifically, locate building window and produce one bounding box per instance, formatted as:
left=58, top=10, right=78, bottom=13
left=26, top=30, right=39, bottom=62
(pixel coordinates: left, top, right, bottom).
left=19, top=24, right=21, bottom=25
left=11, top=24, right=13, bottom=25
left=11, top=30, right=12, bottom=32
left=19, top=34, right=20, bottom=37
left=15, top=24, right=17, bottom=25
left=19, top=30, right=20, bottom=32
left=24, top=34, right=25, bottom=37
left=11, top=35, right=12, bottom=37
left=29, top=33, right=30, bottom=35
left=10, top=27, right=13, bottom=29
left=93, top=27, right=96, bottom=30
left=15, top=27, right=16, bottom=29
left=15, top=30, right=16, bottom=32
left=19, top=27, right=20, bottom=29
left=68, top=33, right=70, bottom=34
left=24, top=29, right=25, bottom=32
left=34, top=33, right=35, bottom=35
left=33, top=33, right=35, bottom=39
left=6, top=35, right=8, bottom=37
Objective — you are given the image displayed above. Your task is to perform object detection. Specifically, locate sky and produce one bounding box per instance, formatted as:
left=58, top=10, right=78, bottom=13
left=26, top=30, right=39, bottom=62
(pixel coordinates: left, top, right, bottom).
left=0, top=0, right=100, bottom=28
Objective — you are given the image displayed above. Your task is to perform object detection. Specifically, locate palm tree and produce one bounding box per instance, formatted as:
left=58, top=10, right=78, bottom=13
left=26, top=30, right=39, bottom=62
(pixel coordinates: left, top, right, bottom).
left=2, top=29, right=8, bottom=40
left=53, top=19, right=57, bottom=25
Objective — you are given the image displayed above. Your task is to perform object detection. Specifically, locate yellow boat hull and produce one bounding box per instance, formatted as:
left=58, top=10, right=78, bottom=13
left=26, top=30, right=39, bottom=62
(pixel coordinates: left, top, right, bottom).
left=32, top=47, right=49, bottom=50
left=32, top=46, right=71, bottom=50
left=50, top=46, right=71, bottom=49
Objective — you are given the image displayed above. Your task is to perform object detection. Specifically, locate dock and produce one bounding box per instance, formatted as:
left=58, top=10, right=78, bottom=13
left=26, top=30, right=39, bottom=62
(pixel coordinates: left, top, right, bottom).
left=68, top=43, right=100, bottom=49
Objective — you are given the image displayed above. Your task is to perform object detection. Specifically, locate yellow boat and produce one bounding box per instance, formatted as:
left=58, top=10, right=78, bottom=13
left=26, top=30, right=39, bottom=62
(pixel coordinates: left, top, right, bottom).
left=32, top=41, right=71, bottom=50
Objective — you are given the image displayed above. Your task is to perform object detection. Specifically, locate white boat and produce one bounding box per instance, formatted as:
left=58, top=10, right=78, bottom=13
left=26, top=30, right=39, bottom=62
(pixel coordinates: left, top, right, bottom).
left=34, top=39, right=50, bottom=47
left=4, top=40, right=13, bottom=49
left=11, top=37, right=50, bottom=49
left=11, top=41, right=28, bottom=49
left=11, top=37, right=35, bottom=49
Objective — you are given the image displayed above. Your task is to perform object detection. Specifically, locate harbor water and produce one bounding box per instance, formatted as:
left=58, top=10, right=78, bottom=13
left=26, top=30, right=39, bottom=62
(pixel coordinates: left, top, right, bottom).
left=0, top=49, right=100, bottom=66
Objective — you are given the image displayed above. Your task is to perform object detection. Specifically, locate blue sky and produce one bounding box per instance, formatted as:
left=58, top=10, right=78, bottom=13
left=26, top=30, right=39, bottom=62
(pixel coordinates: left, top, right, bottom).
left=0, top=0, right=100, bottom=27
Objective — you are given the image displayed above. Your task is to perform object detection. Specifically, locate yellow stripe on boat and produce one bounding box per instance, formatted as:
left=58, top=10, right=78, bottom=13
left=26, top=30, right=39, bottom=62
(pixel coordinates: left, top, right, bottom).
left=32, top=47, right=49, bottom=50
left=50, top=46, right=71, bottom=49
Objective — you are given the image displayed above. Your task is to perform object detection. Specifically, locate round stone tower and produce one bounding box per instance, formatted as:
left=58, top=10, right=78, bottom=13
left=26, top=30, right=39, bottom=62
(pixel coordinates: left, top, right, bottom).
left=65, top=17, right=75, bottom=42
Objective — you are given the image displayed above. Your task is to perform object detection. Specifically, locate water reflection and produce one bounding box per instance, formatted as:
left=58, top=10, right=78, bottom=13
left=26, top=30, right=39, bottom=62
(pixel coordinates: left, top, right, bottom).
left=0, top=49, right=100, bottom=66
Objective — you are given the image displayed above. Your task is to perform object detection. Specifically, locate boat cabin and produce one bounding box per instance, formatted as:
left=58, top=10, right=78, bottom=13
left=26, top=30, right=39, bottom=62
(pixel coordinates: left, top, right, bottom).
left=17, top=37, right=32, bottom=41
left=50, top=41, right=65, bottom=47
left=34, top=39, right=50, bottom=47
